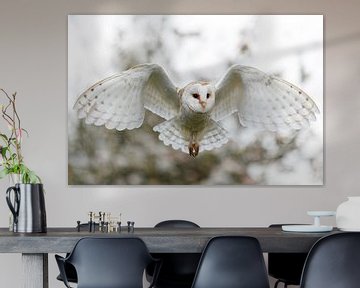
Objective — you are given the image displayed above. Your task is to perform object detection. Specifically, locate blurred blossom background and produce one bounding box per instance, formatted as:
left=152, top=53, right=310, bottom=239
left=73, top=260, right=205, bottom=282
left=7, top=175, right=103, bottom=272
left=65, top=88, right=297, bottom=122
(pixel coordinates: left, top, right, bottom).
left=68, top=15, right=323, bottom=185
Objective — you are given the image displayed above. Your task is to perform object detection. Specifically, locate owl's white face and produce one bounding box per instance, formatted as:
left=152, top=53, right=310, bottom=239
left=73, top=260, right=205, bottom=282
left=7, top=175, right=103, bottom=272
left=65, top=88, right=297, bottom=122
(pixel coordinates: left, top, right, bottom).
left=181, top=82, right=215, bottom=113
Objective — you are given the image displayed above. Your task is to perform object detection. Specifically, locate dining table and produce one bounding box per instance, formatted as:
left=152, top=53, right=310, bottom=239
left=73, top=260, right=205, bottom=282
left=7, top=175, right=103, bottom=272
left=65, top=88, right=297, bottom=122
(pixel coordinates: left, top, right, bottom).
left=0, top=226, right=340, bottom=288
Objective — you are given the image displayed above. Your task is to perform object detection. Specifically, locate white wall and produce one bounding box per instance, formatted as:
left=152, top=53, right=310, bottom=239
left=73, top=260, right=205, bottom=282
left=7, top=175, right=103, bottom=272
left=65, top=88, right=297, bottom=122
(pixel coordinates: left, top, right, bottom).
left=0, top=0, right=360, bottom=287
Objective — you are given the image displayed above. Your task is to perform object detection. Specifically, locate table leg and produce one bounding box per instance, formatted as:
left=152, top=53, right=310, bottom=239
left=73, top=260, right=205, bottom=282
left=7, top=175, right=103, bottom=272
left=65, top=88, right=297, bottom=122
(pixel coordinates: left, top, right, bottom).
left=22, top=253, right=48, bottom=288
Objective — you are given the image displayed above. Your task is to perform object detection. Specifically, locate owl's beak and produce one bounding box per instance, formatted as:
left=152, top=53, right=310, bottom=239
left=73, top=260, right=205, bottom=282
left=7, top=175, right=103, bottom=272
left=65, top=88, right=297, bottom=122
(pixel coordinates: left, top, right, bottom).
left=199, top=101, right=206, bottom=110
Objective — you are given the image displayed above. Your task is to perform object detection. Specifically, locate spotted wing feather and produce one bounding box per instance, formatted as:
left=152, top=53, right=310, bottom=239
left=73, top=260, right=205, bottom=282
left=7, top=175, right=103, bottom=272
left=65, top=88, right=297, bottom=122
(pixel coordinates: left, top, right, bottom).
left=213, top=65, right=320, bottom=131
left=74, top=64, right=179, bottom=131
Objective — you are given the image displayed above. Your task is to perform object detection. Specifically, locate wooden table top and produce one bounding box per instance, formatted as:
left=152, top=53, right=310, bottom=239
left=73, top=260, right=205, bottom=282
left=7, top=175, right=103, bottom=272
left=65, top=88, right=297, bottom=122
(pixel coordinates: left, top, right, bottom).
left=0, top=227, right=340, bottom=253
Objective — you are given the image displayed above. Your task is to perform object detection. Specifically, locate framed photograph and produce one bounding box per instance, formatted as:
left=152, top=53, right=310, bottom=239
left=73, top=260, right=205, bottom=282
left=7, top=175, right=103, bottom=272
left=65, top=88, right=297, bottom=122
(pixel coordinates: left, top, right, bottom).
left=68, top=15, right=323, bottom=185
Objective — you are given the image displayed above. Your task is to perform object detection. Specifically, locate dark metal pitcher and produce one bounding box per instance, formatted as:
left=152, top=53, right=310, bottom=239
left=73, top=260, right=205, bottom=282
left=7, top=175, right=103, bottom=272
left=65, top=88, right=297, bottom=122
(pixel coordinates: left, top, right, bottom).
left=6, top=183, right=47, bottom=233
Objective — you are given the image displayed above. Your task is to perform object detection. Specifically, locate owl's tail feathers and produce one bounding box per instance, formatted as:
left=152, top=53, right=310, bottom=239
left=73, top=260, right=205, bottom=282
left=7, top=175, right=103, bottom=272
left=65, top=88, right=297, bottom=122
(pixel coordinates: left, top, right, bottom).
left=199, top=121, right=229, bottom=152
left=153, top=118, right=189, bottom=154
left=153, top=118, right=229, bottom=154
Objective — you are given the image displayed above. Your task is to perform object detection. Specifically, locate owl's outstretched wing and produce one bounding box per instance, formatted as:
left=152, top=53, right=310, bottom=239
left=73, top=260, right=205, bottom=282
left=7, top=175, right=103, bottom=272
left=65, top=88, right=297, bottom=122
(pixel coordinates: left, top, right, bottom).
left=212, top=65, right=320, bottom=131
left=74, top=63, right=179, bottom=130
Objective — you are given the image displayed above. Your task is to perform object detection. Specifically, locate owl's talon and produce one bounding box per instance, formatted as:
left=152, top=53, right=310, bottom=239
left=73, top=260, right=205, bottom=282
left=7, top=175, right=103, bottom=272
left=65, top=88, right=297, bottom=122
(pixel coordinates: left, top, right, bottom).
left=188, top=143, right=199, bottom=157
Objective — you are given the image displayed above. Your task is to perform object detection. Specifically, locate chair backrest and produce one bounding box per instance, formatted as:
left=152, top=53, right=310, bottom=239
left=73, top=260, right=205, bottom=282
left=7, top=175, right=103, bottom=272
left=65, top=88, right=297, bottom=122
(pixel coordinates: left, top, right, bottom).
left=300, top=232, right=360, bottom=288
left=66, top=237, right=154, bottom=288
left=150, top=220, right=201, bottom=287
left=191, top=236, right=270, bottom=288
left=155, top=219, right=200, bottom=228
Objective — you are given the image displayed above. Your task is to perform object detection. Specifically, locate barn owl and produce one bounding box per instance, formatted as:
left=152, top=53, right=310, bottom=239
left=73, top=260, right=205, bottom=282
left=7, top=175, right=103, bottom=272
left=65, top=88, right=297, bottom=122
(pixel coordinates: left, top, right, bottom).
left=74, top=64, right=319, bottom=157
